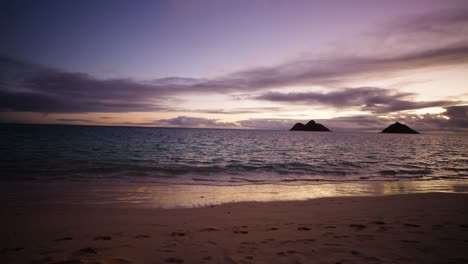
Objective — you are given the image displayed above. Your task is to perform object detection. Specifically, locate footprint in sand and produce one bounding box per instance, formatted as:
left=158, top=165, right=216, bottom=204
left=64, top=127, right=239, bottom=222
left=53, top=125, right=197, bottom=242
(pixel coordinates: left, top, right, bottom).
left=76, top=247, right=98, bottom=255
left=165, top=257, right=184, bottom=263
left=233, top=226, right=249, bottom=234
left=408, top=230, right=424, bottom=234
left=55, top=237, right=73, bottom=242
left=401, top=239, right=420, bottom=243
left=403, top=223, right=420, bottom=228
left=30, top=256, right=53, bottom=264
left=334, top=235, right=349, bottom=239
left=40, top=249, right=65, bottom=255
left=233, top=230, right=248, bottom=234
left=260, top=238, right=275, bottom=244
left=378, top=226, right=392, bottom=231
left=170, top=232, right=187, bottom=237
left=364, top=256, right=382, bottom=262
left=349, top=224, right=366, bottom=231
left=356, top=234, right=374, bottom=241
left=0, top=247, right=25, bottom=255
left=277, top=250, right=297, bottom=256
left=200, top=228, right=219, bottom=232
left=321, top=232, right=334, bottom=237
left=49, top=259, right=82, bottom=264
left=440, top=237, right=457, bottom=241
left=94, top=235, right=112, bottom=240
left=280, top=239, right=315, bottom=245
left=135, top=234, right=151, bottom=238
left=369, top=221, right=386, bottom=225
left=108, top=258, right=133, bottom=264
left=324, top=243, right=343, bottom=247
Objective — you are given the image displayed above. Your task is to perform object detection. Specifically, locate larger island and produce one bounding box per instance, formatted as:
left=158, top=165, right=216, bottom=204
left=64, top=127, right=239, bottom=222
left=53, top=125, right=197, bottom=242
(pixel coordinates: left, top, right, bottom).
left=290, top=120, right=331, bottom=132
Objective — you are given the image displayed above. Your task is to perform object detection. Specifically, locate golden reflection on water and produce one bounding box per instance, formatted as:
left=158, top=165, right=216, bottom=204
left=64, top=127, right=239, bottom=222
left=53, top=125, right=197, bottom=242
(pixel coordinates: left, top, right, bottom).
left=95, top=180, right=468, bottom=208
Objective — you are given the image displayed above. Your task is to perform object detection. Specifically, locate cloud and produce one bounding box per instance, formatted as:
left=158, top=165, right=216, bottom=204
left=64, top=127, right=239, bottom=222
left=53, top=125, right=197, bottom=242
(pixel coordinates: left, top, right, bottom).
left=223, top=43, right=468, bottom=90
left=255, top=87, right=459, bottom=113
left=1, top=8, right=467, bottom=118
left=237, top=118, right=297, bottom=130
left=0, top=56, right=176, bottom=113
left=379, top=8, right=468, bottom=50
left=2, top=41, right=466, bottom=114
left=445, top=105, right=468, bottom=128
left=191, top=107, right=283, bottom=114
left=55, top=118, right=99, bottom=123
left=157, top=116, right=238, bottom=128
left=397, top=105, right=468, bottom=131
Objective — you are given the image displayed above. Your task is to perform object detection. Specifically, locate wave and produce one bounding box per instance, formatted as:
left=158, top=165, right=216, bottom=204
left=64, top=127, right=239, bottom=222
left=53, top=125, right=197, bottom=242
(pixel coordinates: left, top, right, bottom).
left=1, top=125, right=467, bottom=184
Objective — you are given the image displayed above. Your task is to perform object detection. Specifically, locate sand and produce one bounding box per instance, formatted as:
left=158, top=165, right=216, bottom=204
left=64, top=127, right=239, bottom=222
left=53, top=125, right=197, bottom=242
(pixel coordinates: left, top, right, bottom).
left=1, top=192, right=468, bottom=264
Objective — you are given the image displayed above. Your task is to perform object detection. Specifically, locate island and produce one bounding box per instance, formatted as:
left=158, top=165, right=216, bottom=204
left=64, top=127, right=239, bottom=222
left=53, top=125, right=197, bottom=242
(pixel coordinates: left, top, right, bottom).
left=381, top=122, right=419, bottom=134
left=290, top=120, right=331, bottom=132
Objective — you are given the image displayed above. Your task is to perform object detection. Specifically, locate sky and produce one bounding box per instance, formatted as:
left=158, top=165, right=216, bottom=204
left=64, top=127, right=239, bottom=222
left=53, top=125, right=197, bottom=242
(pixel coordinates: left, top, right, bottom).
left=0, top=0, right=467, bottom=132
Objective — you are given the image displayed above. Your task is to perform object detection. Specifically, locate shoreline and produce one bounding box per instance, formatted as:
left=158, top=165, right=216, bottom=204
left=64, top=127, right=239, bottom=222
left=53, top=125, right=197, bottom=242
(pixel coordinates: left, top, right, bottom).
left=2, top=192, right=468, bottom=263
left=2, top=179, right=467, bottom=209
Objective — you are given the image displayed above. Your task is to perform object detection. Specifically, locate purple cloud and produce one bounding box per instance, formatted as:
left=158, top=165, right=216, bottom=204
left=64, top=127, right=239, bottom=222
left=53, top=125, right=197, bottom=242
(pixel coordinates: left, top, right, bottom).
left=255, top=87, right=458, bottom=113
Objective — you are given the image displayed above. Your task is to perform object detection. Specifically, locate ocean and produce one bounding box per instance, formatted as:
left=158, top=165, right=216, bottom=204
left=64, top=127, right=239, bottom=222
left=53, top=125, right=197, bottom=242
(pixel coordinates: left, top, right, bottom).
left=1, top=123, right=467, bottom=184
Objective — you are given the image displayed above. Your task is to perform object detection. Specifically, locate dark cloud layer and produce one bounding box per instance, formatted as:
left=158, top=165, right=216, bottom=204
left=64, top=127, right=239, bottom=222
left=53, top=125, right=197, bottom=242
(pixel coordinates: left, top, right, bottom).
left=256, top=87, right=458, bottom=113
left=0, top=56, right=172, bottom=113
left=1, top=40, right=465, bottom=113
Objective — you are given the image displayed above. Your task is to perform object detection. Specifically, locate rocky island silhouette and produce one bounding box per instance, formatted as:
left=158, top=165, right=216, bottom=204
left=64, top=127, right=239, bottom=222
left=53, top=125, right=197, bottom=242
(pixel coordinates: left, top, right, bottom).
left=290, top=120, right=331, bottom=132
left=382, top=122, right=419, bottom=134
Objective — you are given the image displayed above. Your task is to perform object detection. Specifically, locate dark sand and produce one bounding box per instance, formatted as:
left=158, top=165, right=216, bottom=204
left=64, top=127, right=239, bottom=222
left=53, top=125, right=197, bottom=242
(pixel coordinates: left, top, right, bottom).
left=1, top=193, right=468, bottom=263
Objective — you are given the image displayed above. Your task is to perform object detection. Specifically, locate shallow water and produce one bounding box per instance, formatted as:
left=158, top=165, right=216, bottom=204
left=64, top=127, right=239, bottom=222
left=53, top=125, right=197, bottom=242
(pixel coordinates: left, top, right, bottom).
left=1, top=124, right=467, bottom=185
left=2, top=180, right=467, bottom=208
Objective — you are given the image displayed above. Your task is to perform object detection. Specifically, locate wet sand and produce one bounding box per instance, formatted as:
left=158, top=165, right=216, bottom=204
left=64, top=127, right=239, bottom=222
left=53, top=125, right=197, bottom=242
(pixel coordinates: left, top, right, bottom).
left=1, top=192, right=468, bottom=263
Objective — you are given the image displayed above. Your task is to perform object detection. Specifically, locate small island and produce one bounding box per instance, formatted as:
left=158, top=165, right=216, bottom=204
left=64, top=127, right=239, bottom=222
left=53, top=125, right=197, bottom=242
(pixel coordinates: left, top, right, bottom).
left=290, top=120, right=331, bottom=132
left=382, top=122, right=419, bottom=134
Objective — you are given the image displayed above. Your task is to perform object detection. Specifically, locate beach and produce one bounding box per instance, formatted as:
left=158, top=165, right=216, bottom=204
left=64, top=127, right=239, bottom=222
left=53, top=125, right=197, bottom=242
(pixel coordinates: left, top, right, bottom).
left=2, top=192, right=468, bottom=264
left=1, top=125, right=468, bottom=263
left=2, top=0, right=468, bottom=263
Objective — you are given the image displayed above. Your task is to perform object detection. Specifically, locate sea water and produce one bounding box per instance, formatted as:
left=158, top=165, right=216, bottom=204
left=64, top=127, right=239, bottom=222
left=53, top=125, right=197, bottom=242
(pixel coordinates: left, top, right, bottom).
left=1, top=123, right=468, bottom=207
left=1, top=123, right=467, bottom=184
